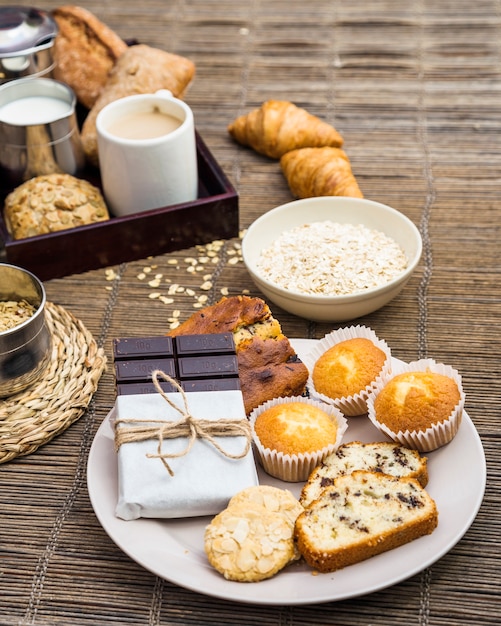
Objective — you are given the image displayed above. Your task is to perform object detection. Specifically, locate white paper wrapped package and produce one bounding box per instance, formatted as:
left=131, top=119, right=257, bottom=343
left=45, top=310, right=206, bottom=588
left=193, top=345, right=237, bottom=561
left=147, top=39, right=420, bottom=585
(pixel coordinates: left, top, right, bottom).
left=114, top=388, right=258, bottom=520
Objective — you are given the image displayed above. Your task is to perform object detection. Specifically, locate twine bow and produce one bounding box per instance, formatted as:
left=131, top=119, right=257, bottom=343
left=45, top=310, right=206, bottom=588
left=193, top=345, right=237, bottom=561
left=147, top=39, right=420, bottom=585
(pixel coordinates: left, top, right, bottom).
left=114, top=370, right=252, bottom=476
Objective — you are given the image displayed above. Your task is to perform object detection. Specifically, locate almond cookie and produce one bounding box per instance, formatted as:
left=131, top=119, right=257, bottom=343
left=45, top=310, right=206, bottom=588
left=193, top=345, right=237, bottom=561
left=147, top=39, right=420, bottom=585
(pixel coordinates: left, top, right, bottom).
left=4, top=173, right=110, bottom=239
left=228, top=485, right=303, bottom=562
left=204, top=504, right=296, bottom=582
left=228, top=485, right=303, bottom=528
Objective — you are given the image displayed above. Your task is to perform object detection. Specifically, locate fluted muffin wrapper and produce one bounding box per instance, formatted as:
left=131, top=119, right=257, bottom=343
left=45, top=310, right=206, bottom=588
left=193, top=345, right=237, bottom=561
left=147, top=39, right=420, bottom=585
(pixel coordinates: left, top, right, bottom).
left=366, top=358, right=465, bottom=452
left=249, top=396, right=348, bottom=482
left=303, top=325, right=392, bottom=416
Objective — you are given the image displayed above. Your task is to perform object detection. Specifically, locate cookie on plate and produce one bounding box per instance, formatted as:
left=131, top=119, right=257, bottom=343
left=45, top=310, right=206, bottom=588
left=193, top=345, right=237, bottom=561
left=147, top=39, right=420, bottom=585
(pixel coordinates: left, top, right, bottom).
left=228, top=485, right=303, bottom=528
left=204, top=504, right=296, bottom=582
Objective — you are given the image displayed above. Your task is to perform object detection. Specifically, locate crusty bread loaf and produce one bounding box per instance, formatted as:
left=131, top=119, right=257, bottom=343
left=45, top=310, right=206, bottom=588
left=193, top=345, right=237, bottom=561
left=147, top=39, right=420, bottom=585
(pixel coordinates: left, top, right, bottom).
left=295, top=470, right=438, bottom=573
left=81, top=44, right=196, bottom=165
left=168, top=296, right=309, bottom=414
left=299, top=440, right=429, bottom=508
left=52, top=5, right=128, bottom=109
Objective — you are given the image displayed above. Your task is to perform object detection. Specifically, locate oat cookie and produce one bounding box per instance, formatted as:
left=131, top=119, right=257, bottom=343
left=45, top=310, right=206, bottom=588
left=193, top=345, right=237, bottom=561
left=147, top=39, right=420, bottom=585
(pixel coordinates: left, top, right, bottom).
left=4, top=173, right=110, bottom=239
left=204, top=503, right=296, bottom=582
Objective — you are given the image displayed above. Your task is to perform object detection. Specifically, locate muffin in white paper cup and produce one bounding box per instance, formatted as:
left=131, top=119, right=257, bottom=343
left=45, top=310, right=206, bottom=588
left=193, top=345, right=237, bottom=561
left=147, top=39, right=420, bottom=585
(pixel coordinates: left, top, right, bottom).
left=249, top=396, right=348, bottom=482
left=303, top=325, right=392, bottom=416
left=366, top=358, right=465, bottom=452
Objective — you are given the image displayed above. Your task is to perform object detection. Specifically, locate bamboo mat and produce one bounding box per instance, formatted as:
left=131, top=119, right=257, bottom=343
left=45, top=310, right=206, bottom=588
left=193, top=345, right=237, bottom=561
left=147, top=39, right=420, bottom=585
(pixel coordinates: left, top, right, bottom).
left=1, top=1, right=500, bottom=625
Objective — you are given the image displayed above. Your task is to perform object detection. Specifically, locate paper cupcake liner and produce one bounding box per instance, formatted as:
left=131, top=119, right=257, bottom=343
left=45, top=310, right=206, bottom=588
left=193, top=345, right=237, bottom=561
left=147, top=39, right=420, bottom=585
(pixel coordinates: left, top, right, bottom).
left=249, top=396, right=348, bottom=482
left=366, top=358, right=465, bottom=452
left=303, top=325, right=392, bottom=416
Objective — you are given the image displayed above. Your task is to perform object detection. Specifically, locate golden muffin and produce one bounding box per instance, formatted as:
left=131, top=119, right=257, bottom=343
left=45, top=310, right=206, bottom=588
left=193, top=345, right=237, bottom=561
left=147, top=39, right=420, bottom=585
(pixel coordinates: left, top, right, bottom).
left=367, top=360, right=465, bottom=452
left=312, top=337, right=387, bottom=404
left=254, top=401, right=339, bottom=455
left=250, top=398, right=347, bottom=482
left=373, top=371, right=460, bottom=433
left=304, top=327, right=392, bottom=417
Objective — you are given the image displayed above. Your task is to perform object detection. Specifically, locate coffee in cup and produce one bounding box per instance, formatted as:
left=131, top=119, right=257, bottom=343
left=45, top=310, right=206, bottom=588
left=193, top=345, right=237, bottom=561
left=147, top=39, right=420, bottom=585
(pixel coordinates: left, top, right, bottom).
left=96, top=90, right=198, bottom=216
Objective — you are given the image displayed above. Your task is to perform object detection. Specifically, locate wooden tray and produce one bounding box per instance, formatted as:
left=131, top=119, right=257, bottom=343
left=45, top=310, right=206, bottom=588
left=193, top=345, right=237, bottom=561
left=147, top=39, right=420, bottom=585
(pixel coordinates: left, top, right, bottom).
left=0, top=131, right=239, bottom=280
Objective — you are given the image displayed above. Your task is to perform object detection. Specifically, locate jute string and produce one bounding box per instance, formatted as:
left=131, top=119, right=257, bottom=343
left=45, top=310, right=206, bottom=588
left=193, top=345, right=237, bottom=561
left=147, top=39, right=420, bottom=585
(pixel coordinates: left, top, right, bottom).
left=114, top=370, right=252, bottom=476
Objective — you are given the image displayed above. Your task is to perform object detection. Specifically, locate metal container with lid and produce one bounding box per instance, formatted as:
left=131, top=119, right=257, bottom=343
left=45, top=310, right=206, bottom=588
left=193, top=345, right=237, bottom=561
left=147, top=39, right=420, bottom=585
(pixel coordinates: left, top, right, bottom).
left=0, top=263, right=52, bottom=397
left=0, top=6, right=58, bottom=84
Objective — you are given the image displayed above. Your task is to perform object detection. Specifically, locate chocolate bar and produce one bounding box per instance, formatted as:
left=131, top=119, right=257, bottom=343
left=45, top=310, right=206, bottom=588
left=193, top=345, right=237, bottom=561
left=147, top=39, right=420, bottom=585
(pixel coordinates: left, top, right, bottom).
left=113, top=336, right=174, bottom=359
left=115, top=358, right=176, bottom=382
left=177, top=354, right=238, bottom=379
left=113, top=332, right=240, bottom=394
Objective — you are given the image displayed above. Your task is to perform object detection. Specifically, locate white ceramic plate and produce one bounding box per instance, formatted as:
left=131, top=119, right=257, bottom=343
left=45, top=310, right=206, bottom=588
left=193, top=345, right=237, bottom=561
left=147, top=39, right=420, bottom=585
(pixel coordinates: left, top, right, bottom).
left=87, top=339, right=486, bottom=605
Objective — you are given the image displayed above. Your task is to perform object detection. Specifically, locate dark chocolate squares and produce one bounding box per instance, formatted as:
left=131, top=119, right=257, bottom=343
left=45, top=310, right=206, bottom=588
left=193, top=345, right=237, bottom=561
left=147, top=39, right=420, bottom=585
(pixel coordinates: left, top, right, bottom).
left=113, top=333, right=240, bottom=395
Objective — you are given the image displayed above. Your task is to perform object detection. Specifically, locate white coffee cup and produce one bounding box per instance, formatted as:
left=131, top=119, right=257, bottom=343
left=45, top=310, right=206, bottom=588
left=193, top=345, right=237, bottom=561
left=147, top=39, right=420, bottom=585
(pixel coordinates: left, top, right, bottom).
left=96, top=90, right=198, bottom=216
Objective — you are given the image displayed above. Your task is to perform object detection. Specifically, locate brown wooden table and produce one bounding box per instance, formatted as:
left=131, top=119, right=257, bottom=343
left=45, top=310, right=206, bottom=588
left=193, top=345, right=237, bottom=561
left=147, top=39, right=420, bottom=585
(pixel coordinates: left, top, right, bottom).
left=1, top=1, right=499, bottom=624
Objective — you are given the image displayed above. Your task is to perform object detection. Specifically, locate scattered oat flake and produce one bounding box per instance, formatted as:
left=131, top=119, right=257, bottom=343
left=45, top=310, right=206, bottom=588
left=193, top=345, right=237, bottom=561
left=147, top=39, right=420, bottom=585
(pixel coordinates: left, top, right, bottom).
left=160, top=296, right=175, bottom=304
left=168, top=259, right=178, bottom=265
left=186, top=289, right=195, bottom=296
left=228, top=256, right=240, bottom=265
left=137, top=272, right=146, bottom=280
left=220, top=287, right=229, bottom=296
left=148, top=292, right=161, bottom=299
left=256, top=221, right=408, bottom=296
left=200, top=281, right=213, bottom=290
left=148, top=279, right=161, bottom=288
left=169, top=320, right=180, bottom=329
left=143, top=267, right=152, bottom=273
left=105, top=269, right=117, bottom=280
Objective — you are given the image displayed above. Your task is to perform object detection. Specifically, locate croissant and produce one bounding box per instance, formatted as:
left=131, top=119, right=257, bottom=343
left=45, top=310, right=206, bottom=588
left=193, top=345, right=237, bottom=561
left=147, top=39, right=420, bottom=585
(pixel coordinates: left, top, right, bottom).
left=280, top=147, right=363, bottom=199
left=227, top=100, right=344, bottom=159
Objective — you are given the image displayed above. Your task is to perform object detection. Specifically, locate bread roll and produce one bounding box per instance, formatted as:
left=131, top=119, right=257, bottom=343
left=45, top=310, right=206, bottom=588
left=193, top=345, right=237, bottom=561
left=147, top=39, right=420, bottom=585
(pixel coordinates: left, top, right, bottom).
left=52, top=5, right=128, bottom=109
left=81, top=44, right=196, bottom=165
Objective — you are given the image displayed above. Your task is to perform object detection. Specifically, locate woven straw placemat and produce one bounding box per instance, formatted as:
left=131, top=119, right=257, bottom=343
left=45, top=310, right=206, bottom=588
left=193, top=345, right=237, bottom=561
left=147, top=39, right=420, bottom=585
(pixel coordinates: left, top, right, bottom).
left=0, top=302, right=107, bottom=464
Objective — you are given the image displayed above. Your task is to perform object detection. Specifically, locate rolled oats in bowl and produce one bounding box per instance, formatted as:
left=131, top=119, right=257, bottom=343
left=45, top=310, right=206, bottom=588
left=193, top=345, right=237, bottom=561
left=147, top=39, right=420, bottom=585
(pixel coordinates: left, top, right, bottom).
left=242, top=196, right=423, bottom=322
left=256, top=220, right=408, bottom=297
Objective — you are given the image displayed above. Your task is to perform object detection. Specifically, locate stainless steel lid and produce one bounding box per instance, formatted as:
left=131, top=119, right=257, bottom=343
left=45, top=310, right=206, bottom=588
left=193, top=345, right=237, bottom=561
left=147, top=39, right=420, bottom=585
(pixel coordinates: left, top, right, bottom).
left=0, top=6, right=57, bottom=57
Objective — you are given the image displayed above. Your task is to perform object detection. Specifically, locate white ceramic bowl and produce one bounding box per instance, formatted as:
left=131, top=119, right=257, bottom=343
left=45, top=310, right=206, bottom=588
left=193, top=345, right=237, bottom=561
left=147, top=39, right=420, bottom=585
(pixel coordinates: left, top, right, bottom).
left=241, top=196, right=422, bottom=322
